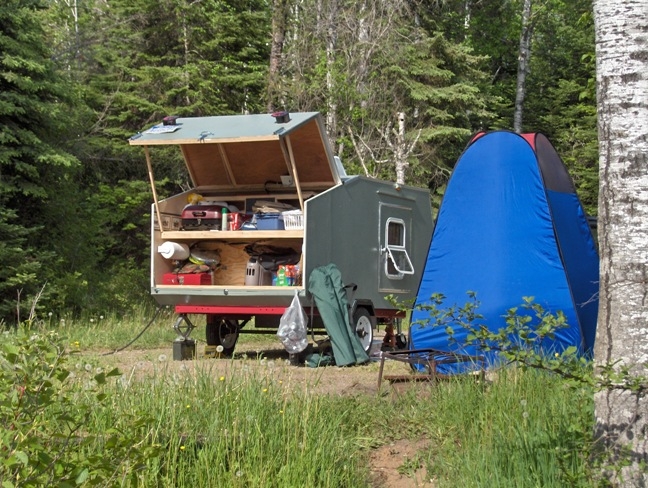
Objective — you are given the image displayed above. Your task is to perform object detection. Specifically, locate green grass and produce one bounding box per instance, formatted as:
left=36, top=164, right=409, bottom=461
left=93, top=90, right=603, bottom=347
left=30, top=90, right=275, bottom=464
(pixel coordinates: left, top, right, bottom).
left=86, top=366, right=371, bottom=487
left=56, top=305, right=279, bottom=352
left=4, top=313, right=600, bottom=487
left=68, top=365, right=594, bottom=487
left=415, top=369, right=595, bottom=487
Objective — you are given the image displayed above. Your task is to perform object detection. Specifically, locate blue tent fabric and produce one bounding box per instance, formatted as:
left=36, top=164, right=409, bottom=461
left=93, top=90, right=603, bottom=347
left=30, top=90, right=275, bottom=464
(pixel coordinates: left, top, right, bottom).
left=308, top=264, right=370, bottom=367
left=409, top=131, right=599, bottom=373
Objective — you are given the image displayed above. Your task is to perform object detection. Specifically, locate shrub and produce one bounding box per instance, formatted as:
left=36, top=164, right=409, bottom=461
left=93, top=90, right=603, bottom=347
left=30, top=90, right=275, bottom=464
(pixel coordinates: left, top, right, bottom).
left=0, top=325, right=161, bottom=487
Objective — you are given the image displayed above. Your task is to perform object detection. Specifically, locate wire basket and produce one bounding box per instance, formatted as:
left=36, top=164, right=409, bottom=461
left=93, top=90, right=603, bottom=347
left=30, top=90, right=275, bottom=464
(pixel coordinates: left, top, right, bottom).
left=282, top=210, right=304, bottom=230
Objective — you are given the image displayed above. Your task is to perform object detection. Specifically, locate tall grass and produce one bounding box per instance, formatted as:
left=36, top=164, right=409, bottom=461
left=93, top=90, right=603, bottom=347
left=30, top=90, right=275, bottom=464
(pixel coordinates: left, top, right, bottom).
left=412, top=369, right=595, bottom=487
left=64, top=363, right=597, bottom=487
left=83, top=363, right=371, bottom=487
left=12, top=311, right=600, bottom=487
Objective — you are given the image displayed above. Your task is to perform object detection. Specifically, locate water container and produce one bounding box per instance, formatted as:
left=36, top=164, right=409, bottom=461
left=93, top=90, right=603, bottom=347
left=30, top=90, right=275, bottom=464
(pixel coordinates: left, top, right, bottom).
left=221, top=208, right=229, bottom=230
left=277, top=266, right=286, bottom=286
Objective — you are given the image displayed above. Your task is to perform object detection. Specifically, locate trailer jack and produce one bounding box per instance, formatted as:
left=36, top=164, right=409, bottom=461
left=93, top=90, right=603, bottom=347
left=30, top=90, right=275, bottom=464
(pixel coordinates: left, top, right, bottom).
left=173, top=314, right=196, bottom=339
left=173, top=314, right=196, bottom=360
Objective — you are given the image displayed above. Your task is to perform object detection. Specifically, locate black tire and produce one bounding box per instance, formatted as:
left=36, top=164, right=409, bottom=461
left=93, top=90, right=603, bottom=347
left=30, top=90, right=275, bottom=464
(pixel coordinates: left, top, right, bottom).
left=395, top=333, right=408, bottom=350
left=352, top=307, right=374, bottom=353
left=206, top=317, right=239, bottom=357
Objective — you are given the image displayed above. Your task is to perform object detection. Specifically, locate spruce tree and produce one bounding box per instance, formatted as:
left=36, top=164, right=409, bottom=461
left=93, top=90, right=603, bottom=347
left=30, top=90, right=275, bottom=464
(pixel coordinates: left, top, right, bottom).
left=0, top=0, right=78, bottom=324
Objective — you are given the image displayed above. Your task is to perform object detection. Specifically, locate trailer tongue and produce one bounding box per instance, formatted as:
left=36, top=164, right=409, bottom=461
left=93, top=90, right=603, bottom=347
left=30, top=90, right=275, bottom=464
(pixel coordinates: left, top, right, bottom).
left=130, top=112, right=433, bottom=361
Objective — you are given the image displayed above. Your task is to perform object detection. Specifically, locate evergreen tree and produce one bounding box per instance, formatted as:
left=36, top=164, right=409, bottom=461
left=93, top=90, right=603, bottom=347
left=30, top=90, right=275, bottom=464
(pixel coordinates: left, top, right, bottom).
left=0, top=0, right=78, bottom=324
left=526, top=1, right=598, bottom=214
left=463, top=0, right=597, bottom=213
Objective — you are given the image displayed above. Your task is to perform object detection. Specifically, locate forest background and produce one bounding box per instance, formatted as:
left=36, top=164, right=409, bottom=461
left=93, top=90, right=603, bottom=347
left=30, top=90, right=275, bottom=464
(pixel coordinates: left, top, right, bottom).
left=0, top=0, right=597, bottom=324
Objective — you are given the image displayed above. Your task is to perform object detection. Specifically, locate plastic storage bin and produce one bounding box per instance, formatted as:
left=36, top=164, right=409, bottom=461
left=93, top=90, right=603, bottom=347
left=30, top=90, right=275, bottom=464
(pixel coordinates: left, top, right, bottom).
left=255, top=213, right=284, bottom=230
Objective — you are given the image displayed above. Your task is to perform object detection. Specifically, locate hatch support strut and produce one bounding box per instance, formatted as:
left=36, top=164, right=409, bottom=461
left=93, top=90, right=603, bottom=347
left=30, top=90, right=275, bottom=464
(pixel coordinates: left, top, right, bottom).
left=144, top=145, right=164, bottom=232
left=281, top=135, right=304, bottom=211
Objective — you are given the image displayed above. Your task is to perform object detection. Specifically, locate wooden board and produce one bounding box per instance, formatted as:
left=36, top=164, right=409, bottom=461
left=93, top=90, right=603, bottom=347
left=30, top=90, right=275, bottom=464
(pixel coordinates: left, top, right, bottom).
left=205, top=242, right=250, bottom=286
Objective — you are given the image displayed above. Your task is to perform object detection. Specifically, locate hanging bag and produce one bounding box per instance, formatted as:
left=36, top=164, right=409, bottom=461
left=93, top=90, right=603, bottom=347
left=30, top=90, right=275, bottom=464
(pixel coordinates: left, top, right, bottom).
left=277, top=291, right=309, bottom=353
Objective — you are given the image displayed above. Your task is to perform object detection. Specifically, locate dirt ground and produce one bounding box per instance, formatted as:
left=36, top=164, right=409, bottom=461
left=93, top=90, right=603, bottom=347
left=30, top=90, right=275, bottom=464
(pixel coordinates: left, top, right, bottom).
left=87, top=333, right=436, bottom=488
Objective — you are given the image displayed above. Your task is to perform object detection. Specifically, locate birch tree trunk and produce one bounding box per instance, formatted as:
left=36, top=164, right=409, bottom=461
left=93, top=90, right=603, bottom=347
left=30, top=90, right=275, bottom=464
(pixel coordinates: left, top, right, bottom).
left=513, top=0, right=533, bottom=133
left=394, top=112, right=408, bottom=185
left=593, top=0, right=648, bottom=485
left=325, top=0, right=339, bottom=145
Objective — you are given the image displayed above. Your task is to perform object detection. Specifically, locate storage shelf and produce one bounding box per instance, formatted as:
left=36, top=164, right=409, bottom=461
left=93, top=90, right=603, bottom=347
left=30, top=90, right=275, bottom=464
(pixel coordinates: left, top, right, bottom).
left=160, top=230, right=304, bottom=240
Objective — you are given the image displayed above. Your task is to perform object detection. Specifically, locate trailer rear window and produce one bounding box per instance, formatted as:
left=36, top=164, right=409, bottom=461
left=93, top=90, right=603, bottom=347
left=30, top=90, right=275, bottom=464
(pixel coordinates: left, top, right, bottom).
left=385, top=218, right=415, bottom=278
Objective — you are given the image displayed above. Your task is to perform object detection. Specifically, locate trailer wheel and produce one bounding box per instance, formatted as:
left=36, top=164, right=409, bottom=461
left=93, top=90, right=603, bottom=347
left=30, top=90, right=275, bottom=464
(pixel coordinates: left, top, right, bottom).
left=206, top=318, right=239, bottom=357
left=352, top=307, right=374, bottom=353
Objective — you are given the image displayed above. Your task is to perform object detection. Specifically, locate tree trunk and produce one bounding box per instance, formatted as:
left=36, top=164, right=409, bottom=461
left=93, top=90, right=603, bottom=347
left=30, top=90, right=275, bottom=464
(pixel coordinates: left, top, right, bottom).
left=513, top=0, right=533, bottom=133
left=394, top=112, right=408, bottom=185
left=593, top=0, right=648, bottom=485
left=325, top=0, right=339, bottom=145
left=267, top=0, right=291, bottom=112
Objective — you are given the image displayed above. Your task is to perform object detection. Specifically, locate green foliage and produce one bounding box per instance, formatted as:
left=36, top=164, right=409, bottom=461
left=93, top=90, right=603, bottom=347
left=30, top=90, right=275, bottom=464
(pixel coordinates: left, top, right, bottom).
left=525, top=0, right=598, bottom=215
left=0, top=324, right=162, bottom=487
left=414, top=292, right=648, bottom=483
left=381, top=30, right=498, bottom=186
left=10, top=296, right=640, bottom=487
left=424, top=369, right=596, bottom=487
left=415, top=293, right=592, bottom=378
left=0, top=0, right=80, bottom=324
left=0, top=0, right=600, bottom=320
left=65, top=333, right=600, bottom=487
left=0, top=208, right=43, bottom=323
left=277, top=1, right=497, bottom=186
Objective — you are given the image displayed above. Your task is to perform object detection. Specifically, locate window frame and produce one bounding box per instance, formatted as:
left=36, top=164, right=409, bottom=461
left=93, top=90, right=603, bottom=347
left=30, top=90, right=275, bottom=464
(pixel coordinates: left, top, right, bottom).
left=384, top=217, right=415, bottom=279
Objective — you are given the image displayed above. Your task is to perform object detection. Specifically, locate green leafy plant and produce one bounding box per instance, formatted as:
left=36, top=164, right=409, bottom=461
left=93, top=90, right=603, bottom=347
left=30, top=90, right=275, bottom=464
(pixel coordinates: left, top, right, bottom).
left=0, top=325, right=161, bottom=487
left=414, top=292, right=648, bottom=483
left=414, top=292, right=590, bottom=378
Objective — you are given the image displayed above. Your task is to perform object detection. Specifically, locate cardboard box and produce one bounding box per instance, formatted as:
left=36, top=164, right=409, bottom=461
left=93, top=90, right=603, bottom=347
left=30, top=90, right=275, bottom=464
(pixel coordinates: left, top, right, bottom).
left=163, top=272, right=212, bottom=285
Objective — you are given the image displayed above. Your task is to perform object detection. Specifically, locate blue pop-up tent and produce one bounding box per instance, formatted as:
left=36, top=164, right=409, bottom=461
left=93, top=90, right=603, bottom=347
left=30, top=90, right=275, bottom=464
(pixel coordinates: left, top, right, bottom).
left=409, top=131, right=599, bottom=372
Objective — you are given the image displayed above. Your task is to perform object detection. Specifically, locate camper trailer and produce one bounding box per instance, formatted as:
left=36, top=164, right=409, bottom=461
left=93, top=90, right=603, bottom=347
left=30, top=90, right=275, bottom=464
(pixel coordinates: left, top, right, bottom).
left=129, top=112, right=433, bottom=358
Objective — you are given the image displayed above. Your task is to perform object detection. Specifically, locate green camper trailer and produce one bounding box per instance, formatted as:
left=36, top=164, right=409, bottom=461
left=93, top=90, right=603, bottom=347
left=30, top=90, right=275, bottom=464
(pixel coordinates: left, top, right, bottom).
left=129, top=112, right=433, bottom=358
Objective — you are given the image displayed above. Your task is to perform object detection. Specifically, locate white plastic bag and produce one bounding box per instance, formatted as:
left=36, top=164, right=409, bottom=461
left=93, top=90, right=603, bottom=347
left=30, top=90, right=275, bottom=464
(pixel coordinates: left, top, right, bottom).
left=277, top=292, right=309, bottom=353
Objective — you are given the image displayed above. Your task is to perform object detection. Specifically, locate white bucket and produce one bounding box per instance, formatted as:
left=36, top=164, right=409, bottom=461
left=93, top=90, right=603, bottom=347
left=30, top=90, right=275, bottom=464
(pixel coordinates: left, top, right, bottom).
left=158, top=241, right=190, bottom=260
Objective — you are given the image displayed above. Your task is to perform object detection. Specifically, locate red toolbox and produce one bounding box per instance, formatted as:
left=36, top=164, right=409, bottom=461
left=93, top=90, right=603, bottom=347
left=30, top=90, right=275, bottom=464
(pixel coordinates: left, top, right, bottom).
left=181, top=205, right=224, bottom=230
left=163, top=272, right=212, bottom=285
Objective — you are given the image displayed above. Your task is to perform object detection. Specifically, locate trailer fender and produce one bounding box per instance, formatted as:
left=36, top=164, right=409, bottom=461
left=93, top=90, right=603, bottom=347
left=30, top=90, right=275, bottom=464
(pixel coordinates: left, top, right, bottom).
left=349, top=300, right=377, bottom=327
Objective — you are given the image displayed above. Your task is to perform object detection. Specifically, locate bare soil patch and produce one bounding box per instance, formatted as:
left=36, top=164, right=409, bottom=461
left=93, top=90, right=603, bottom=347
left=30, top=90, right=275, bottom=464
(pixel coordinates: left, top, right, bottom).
left=369, top=439, right=435, bottom=488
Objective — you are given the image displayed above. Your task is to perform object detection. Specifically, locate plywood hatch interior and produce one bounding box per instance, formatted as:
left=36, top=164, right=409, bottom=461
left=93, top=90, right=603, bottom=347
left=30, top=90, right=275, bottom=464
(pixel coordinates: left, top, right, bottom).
left=129, top=112, right=341, bottom=198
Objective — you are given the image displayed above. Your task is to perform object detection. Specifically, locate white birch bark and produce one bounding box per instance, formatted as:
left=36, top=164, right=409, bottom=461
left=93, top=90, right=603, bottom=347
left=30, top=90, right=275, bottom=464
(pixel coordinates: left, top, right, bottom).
left=325, top=0, right=338, bottom=145
left=394, top=112, right=408, bottom=185
left=593, top=0, right=648, bottom=484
